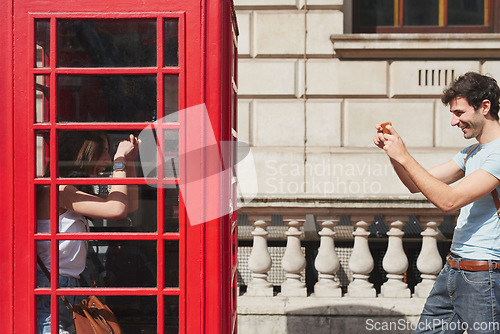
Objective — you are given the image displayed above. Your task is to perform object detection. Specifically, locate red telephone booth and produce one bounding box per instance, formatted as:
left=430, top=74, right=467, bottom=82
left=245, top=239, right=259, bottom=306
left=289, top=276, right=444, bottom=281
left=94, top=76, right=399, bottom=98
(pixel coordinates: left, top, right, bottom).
left=0, top=0, right=238, bottom=332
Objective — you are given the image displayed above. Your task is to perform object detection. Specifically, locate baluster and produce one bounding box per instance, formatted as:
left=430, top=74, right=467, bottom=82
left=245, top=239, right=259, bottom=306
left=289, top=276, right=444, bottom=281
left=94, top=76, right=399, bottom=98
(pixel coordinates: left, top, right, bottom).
left=281, top=219, right=307, bottom=296
left=347, top=216, right=376, bottom=297
left=381, top=216, right=410, bottom=298
left=414, top=216, right=443, bottom=298
left=314, top=217, right=342, bottom=297
left=246, top=219, right=273, bottom=296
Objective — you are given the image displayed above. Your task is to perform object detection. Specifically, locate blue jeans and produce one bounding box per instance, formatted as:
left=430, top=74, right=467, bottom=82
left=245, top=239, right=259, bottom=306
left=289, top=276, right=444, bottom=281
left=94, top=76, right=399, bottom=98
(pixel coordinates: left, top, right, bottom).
left=36, top=269, right=79, bottom=334
left=415, top=254, right=500, bottom=334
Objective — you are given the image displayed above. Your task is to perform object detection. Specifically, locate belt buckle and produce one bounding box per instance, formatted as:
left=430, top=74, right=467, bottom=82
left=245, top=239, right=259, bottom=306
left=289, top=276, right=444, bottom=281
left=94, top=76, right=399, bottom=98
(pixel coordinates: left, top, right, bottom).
left=446, top=254, right=457, bottom=268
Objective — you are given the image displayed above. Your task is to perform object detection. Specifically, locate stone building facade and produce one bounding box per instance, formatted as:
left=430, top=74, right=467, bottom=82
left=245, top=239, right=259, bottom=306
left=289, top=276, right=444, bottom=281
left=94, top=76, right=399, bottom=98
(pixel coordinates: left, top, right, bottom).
left=235, top=0, right=500, bottom=200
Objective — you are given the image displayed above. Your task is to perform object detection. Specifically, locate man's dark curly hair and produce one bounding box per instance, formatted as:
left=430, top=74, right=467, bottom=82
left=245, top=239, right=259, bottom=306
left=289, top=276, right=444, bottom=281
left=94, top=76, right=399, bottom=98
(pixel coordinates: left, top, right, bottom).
left=441, top=72, right=500, bottom=121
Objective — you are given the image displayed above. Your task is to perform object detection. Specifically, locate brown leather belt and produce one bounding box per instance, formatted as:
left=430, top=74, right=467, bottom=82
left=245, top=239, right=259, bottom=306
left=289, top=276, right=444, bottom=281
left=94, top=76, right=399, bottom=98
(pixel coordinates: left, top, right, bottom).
left=447, top=257, right=500, bottom=271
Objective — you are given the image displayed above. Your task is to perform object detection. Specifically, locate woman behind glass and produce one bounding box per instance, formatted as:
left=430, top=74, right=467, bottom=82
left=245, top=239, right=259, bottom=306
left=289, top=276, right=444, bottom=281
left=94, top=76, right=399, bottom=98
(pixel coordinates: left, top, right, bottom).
left=36, top=131, right=139, bottom=334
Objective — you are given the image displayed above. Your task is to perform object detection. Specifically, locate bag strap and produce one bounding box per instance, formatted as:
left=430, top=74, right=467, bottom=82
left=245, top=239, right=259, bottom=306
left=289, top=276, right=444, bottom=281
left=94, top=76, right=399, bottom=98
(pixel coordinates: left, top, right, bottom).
left=87, top=242, right=102, bottom=287
left=36, top=256, right=73, bottom=310
left=463, top=143, right=500, bottom=218
left=491, top=189, right=500, bottom=219
left=463, top=143, right=480, bottom=165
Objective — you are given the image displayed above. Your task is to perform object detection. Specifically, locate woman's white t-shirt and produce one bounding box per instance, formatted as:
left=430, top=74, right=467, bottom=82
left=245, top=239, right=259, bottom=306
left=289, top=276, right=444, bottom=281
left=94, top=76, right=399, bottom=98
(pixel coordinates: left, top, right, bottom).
left=37, top=210, right=89, bottom=278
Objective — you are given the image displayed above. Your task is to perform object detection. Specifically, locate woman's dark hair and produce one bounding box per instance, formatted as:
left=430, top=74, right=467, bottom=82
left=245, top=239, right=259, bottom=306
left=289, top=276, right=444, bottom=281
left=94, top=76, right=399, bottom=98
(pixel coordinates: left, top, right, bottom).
left=38, top=131, right=109, bottom=215
left=57, top=131, right=110, bottom=178
left=442, top=72, right=500, bottom=120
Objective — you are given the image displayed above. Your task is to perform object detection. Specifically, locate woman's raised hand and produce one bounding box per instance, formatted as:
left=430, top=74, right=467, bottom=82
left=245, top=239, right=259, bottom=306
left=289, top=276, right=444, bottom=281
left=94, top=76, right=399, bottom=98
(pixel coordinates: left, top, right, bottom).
left=114, top=134, right=140, bottom=161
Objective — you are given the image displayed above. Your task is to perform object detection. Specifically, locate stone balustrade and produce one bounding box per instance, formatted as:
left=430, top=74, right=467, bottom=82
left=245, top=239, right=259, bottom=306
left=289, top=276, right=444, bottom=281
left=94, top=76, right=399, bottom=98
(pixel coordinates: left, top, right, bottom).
left=237, top=202, right=455, bottom=299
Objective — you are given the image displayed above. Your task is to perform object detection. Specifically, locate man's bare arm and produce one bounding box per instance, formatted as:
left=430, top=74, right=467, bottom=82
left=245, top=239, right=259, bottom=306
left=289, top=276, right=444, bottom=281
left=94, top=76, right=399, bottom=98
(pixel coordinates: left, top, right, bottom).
left=398, top=154, right=498, bottom=212
left=374, top=124, right=465, bottom=193
left=381, top=125, right=499, bottom=213
left=390, top=159, right=463, bottom=194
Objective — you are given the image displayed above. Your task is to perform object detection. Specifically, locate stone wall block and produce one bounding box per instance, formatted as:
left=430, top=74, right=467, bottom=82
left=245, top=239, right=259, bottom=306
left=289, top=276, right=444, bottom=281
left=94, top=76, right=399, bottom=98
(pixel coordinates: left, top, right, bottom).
left=306, top=0, right=343, bottom=7
left=344, top=99, right=434, bottom=147
left=234, top=0, right=300, bottom=8
left=435, top=100, right=470, bottom=148
left=238, top=59, right=305, bottom=97
left=390, top=61, right=480, bottom=97
left=249, top=148, right=305, bottom=196
left=303, top=150, right=456, bottom=197
left=238, top=99, right=252, bottom=144
left=482, top=61, right=500, bottom=82
left=304, top=151, right=403, bottom=197
left=306, top=59, right=388, bottom=96
left=252, top=100, right=305, bottom=147
left=306, top=11, right=343, bottom=55
left=236, top=11, right=251, bottom=56
left=305, top=100, right=341, bottom=147
left=254, top=11, right=305, bottom=56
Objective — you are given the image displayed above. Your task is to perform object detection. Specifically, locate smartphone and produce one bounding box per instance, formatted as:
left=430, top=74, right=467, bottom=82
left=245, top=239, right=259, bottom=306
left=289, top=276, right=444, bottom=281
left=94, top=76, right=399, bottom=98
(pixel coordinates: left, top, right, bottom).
left=381, top=122, right=391, bottom=134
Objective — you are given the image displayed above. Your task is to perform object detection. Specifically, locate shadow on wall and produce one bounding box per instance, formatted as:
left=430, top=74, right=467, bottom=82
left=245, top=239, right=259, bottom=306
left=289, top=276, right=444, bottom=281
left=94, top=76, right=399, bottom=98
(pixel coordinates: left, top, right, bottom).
left=238, top=303, right=421, bottom=334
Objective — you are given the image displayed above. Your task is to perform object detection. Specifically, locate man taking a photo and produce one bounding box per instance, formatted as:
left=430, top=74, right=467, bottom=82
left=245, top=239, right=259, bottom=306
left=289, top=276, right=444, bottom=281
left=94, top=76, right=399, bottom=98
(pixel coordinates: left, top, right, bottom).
left=374, top=72, right=500, bottom=333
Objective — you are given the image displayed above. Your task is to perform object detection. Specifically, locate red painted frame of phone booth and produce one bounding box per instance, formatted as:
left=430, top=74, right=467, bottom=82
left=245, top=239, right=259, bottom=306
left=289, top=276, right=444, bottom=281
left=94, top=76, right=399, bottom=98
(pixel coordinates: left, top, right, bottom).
left=1, top=0, right=238, bottom=333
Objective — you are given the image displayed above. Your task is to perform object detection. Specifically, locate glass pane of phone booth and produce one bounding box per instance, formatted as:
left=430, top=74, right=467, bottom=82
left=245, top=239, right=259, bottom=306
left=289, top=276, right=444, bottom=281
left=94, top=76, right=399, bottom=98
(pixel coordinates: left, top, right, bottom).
left=57, top=19, right=157, bottom=68
left=34, top=16, right=183, bottom=334
left=57, top=75, right=157, bottom=122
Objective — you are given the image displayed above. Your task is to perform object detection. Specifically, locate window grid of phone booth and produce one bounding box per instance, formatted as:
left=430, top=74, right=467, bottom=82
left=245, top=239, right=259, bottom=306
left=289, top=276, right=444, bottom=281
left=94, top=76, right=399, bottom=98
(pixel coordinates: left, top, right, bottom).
left=31, top=13, right=187, bottom=333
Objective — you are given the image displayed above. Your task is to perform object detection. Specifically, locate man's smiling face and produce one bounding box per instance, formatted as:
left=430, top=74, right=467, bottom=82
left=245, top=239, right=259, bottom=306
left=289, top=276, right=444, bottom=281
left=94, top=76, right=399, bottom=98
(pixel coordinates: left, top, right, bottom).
left=450, top=97, right=485, bottom=140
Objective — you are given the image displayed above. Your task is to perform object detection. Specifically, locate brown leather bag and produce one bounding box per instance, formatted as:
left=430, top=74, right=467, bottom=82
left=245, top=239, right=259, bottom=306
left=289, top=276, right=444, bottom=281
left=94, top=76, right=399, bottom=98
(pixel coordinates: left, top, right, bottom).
left=72, top=295, right=121, bottom=334
left=37, top=256, right=121, bottom=333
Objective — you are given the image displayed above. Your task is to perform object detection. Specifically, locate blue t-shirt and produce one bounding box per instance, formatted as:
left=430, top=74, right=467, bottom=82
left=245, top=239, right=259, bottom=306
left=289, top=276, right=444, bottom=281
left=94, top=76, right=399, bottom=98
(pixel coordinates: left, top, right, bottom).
left=451, top=138, right=500, bottom=260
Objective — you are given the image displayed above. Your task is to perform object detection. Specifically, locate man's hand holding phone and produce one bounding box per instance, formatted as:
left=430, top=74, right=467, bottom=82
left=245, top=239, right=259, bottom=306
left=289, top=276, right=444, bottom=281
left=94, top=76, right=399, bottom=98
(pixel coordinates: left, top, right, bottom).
left=373, top=121, right=392, bottom=149
left=381, top=122, right=392, bottom=134
left=373, top=121, right=410, bottom=164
